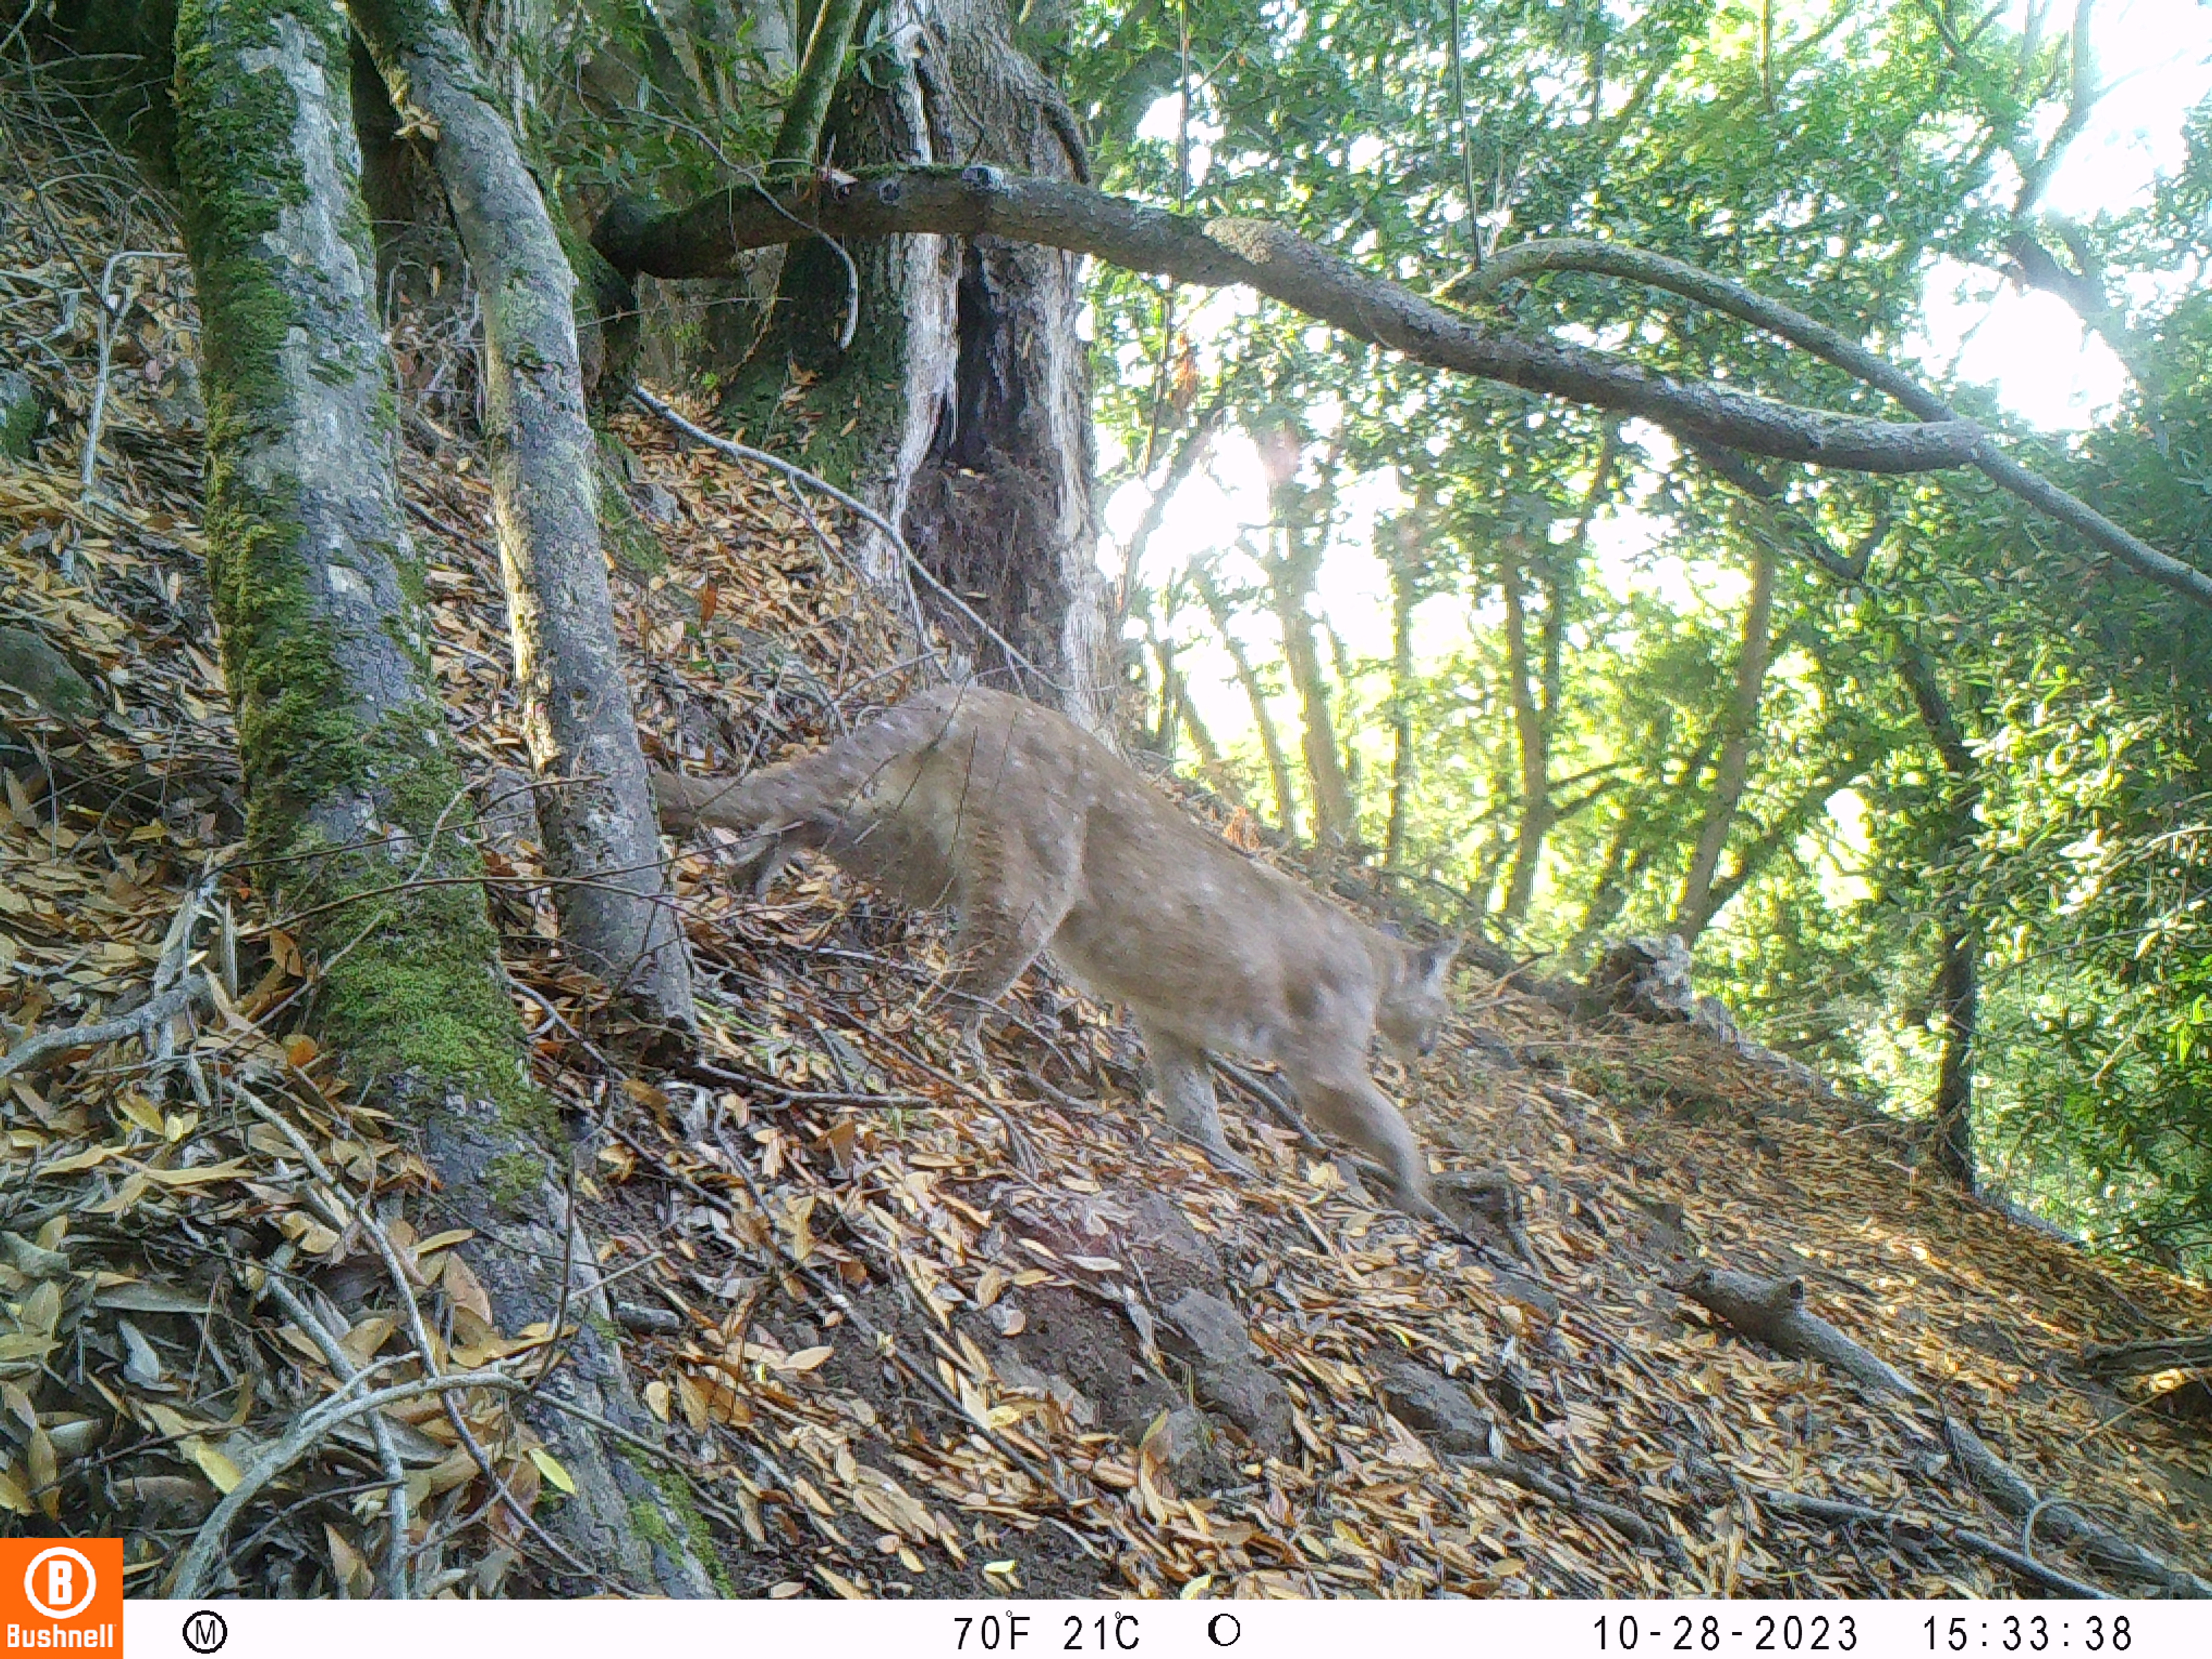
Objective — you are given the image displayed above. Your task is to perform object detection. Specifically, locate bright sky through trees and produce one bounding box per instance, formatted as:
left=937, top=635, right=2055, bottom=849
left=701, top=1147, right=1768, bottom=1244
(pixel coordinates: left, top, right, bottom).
left=1104, top=0, right=2212, bottom=741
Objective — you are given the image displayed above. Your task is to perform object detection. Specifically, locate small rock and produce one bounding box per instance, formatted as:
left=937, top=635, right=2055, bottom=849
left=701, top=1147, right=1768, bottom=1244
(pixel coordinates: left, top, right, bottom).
left=1162, top=1289, right=1250, bottom=1369
left=635, top=481, right=681, bottom=524
left=0, top=624, right=99, bottom=723
left=1484, top=1266, right=1560, bottom=1327
left=148, top=357, right=205, bottom=437
left=1162, top=1289, right=1293, bottom=1457
left=1380, top=1362, right=1493, bottom=1455
left=1145, top=1403, right=1232, bottom=1492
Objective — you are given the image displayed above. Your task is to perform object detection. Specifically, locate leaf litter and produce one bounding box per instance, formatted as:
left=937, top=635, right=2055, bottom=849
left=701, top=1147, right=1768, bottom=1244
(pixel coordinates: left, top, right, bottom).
left=0, top=93, right=2208, bottom=1604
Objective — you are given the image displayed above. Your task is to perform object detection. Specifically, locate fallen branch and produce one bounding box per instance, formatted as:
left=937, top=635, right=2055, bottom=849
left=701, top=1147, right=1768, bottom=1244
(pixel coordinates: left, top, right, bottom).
left=1752, top=1487, right=2109, bottom=1599
left=1681, top=1265, right=2211, bottom=1597
left=170, top=1368, right=529, bottom=1599
left=1455, top=1452, right=1686, bottom=1564
left=0, top=982, right=205, bottom=1079
left=1676, top=1266, right=1926, bottom=1400
left=599, top=167, right=1979, bottom=475
left=2079, top=1332, right=2212, bottom=1379
left=262, top=1277, right=412, bottom=1600
left=1943, top=1417, right=2212, bottom=1597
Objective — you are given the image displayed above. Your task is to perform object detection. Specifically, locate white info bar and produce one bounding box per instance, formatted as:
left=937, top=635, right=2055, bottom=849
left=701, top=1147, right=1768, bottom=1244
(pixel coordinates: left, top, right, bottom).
left=120, top=1599, right=2194, bottom=1659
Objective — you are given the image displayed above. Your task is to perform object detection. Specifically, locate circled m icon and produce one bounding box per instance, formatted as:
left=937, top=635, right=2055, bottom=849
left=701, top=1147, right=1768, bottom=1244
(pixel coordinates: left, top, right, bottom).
left=182, top=1609, right=230, bottom=1655
left=22, top=1546, right=98, bottom=1621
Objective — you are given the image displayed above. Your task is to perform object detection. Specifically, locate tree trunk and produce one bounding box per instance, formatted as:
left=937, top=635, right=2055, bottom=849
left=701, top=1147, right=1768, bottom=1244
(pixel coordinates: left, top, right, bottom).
left=1176, top=685, right=1245, bottom=808
left=1503, top=441, right=1607, bottom=917
left=1675, top=542, right=1778, bottom=942
left=1898, top=640, right=1981, bottom=1193
left=1263, top=458, right=1357, bottom=847
left=352, top=0, right=695, bottom=1030
left=1499, top=538, right=1553, bottom=919
left=171, top=0, right=712, bottom=1593
left=695, top=0, right=1113, bottom=727
left=1383, top=552, right=1418, bottom=868
left=1194, top=561, right=1301, bottom=838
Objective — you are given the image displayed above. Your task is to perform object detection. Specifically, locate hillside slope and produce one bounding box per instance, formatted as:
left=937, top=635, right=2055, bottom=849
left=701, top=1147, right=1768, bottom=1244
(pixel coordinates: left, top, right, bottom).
left=5, top=396, right=2209, bottom=1599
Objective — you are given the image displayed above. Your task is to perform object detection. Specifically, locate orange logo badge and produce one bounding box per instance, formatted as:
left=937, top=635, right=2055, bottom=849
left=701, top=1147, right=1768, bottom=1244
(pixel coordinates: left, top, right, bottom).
left=0, top=1539, right=122, bottom=1652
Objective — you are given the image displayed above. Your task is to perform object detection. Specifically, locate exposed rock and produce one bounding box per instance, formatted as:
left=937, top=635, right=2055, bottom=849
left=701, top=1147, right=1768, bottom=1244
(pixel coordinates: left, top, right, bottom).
left=1380, top=1362, right=1494, bottom=1455
left=1162, top=1288, right=1292, bottom=1457
left=0, top=367, right=43, bottom=459
left=1141, top=1403, right=1235, bottom=1493
left=148, top=356, right=205, bottom=437
left=0, top=624, right=99, bottom=723
left=1162, top=1287, right=1248, bottom=1367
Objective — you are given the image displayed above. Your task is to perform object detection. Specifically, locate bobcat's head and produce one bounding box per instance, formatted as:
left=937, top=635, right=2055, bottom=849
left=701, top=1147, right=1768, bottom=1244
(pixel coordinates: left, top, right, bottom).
left=1376, top=938, right=1459, bottom=1060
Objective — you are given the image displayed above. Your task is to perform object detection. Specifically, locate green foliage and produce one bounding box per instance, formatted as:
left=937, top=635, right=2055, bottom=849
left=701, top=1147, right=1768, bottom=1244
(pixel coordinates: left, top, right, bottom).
left=1070, top=0, right=2212, bottom=1268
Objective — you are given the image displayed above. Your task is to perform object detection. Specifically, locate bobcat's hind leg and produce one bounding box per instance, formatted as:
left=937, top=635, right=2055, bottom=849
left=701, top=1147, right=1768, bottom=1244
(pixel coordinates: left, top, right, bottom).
left=1137, top=1021, right=1256, bottom=1178
left=941, top=894, right=1071, bottom=1068
left=941, top=824, right=1077, bottom=1060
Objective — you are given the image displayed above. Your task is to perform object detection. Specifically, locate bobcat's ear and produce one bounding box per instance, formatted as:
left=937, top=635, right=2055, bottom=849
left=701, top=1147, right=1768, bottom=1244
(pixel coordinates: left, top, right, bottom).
left=1412, top=937, right=1460, bottom=986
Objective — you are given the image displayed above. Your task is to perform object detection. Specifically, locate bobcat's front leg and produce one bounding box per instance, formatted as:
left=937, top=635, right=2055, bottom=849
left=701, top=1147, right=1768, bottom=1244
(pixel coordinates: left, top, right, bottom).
left=1287, top=1070, right=1442, bottom=1224
left=1137, top=1021, right=1257, bottom=1178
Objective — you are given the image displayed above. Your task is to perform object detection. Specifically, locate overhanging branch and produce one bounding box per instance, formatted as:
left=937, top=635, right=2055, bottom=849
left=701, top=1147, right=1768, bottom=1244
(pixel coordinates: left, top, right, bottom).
left=1473, top=237, right=2212, bottom=608
left=596, top=166, right=1979, bottom=474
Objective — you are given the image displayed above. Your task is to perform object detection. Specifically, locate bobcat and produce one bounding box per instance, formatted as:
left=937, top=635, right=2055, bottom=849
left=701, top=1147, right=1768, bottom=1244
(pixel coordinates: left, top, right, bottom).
left=654, top=686, right=1457, bottom=1220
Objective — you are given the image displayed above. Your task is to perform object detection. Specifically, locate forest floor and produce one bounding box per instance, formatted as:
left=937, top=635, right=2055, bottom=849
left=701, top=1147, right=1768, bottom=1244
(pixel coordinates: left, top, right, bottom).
left=2, top=160, right=2211, bottom=1599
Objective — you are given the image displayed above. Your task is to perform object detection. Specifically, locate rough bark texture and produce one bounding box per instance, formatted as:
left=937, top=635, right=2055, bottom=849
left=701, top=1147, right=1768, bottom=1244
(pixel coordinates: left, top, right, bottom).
left=600, top=168, right=1990, bottom=475
left=684, top=0, right=1112, bottom=728
left=354, top=0, right=695, bottom=1028
left=1675, top=542, right=1777, bottom=943
left=170, top=0, right=710, bottom=1593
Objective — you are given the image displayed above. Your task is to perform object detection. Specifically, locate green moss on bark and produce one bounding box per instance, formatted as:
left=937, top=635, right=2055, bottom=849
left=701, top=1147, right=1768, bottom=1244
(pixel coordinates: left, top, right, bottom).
left=173, top=0, right=536, bottom=1127
left=634, top=1466, right=731, bottom=1593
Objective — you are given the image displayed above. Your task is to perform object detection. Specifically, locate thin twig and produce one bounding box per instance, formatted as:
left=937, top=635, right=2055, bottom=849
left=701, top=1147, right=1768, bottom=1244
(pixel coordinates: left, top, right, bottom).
left=79, top=249, right=184, bottom=501
left=630, top=386, right=1062, bottom=694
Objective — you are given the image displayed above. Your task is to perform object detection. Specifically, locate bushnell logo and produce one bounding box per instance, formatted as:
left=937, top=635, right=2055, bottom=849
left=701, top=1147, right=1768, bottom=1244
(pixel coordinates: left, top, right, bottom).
left=1, top=1539, right=122, bottom=1652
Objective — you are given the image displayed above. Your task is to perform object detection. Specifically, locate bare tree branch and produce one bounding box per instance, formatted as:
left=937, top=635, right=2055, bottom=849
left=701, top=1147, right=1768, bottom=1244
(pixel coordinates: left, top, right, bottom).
left=595, top=166, right=1982, bottom=473
left=1472, top=234, right=2211, bottom=607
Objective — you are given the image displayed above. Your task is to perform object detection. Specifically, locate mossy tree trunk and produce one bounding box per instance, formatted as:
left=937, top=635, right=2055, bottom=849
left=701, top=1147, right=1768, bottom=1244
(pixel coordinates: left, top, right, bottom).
left=351, top=0, right=696, bottom=1031
left=170, top=0, right=713, bottom=1593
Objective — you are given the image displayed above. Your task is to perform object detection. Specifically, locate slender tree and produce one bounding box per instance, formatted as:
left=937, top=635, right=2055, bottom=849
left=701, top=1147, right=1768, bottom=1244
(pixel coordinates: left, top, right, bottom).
left=1193, top=556, right=1301, bottom=838
left=1676, top=541, right=1780, bottom=943
left=1897, top=640, right=1982, bottom=1192
left=352, top=0, right=694, bottom=1028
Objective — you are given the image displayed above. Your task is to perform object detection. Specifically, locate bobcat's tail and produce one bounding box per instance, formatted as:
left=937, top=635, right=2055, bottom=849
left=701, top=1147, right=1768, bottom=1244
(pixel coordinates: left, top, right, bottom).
left=651, top=685, right=980, bottom=836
